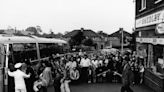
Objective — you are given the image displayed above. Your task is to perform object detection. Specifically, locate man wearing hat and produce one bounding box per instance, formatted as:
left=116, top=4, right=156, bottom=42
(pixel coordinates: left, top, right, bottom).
left=8, top=63, right=31, bottom=92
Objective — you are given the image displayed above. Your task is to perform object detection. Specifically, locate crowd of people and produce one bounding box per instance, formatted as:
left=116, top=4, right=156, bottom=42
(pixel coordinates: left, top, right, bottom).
left=7, top=49, right=145, bottom=92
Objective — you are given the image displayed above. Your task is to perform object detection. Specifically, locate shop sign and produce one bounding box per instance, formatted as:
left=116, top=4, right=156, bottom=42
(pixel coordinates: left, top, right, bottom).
left=152, top=38, right=157, bottom=45
left=156, top=23, right=164, bottom=34
left=139, top=38, right=143, bottom=42
left=136, top=38, right=152, bottom=43
left=136, top=37, right=164, bottom=45
left=136, top=10, right=164, bottom=28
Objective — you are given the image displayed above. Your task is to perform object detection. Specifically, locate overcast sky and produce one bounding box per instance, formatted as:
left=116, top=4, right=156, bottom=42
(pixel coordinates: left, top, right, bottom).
left=0, top=0, right=135, bottom=34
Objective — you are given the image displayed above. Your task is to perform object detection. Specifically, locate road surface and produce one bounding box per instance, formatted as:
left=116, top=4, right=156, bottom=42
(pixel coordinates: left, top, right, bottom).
left=48, top=83, right=155, bottom=92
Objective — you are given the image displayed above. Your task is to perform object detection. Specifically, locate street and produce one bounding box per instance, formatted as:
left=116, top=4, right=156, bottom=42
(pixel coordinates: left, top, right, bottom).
left=48, top=83, right=155, bottom=92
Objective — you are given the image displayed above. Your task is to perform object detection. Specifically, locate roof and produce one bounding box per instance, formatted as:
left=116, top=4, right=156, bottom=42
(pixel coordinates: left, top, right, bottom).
left=63, top=28, right=100, bottom=38
left=109, top=28, right=132, bottom=38
left=83, top=30, right=100, bottom=37
left=0, top=34, right=67, bottom=44
left=0, top=30, right=5, bottom=34
left=63, top=30, right=79, bottom=38
left=31, top=36, right=67, bottom=44
left=97, top=31, right=109, bottom=37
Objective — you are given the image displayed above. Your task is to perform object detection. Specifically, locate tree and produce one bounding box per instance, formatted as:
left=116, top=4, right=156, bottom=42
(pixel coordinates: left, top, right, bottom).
left=36, top=26, right=42, bottom=33
left=68, top=30, right=85, bottom=50
left=64, top=31, right=69, bottom=35
left=82, top=38, right=94, bottom=46
left=69, top=30, right=85, bottom=46
left=56, top=32, right=63, bottom=38
left=48, top=30, right=55, bottom=38
left=25, top=26, right=42, bottom=36
left=25, top=27, right=37, bottom=35
left=14, top=31, right=25, bottom=36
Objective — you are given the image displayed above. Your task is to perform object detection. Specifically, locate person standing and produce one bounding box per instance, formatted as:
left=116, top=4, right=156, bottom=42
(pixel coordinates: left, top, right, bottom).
left=114, top=58, right=134, bottom=92
left=60, top=68, right=71, bottom=92
left=25, top=60, right=36, bottom=92
left=8, top=63, right=31, bottom=92
left=80, top=55, right=91, bottom=83
left=39, top=61, right=53, bottom=92
left=8, top=63, right=16, bottom=92
left=53, top=70, right=63, bottom=92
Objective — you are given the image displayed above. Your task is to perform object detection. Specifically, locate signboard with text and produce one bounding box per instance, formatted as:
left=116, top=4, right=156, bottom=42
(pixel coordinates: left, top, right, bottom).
left=136, top=10, right=164, bottom=28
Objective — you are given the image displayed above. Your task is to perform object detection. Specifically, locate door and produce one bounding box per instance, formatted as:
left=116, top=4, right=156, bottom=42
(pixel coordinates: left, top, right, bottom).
left=0, top=44, right=7, bottom=92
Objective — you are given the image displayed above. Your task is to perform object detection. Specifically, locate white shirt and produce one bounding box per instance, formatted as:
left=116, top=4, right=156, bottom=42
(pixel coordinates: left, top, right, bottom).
left=99, top=60, right=103, bottom=66
left=80, top=58, right=91, bottom=67
left=41, top=67, right=52, bottom=86
left=66, top=61, right=72, bottom=69
left=92, top=60, right=98, bottom=68
left=8, top=69, right=30, bottom=89
left=104, top=59, right=109, bottom=64
left=66, top=61, right=77, bottom=69
left=71, top=61, right=77, bottom=68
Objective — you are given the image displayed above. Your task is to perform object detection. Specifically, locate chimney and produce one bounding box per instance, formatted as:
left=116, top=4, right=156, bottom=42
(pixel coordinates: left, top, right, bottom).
left=81, top=28, right=84, bottom=31
left=119, top=28, right=123, bottom=31
left=119, top=28, right=123, bottom=33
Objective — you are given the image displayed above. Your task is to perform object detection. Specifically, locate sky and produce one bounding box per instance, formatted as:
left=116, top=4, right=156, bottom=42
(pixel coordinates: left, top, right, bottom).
left=0, top=0, right=135, bottom=34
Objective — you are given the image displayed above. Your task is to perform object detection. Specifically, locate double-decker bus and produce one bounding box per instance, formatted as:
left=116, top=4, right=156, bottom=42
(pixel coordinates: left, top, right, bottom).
left=0, top=34, right=67, bottom=92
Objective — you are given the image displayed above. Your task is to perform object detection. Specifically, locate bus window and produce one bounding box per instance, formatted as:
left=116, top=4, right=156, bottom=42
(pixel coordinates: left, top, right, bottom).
left=39, top=43, right=64, bottom=58
left=9, top=43, right=38, bottom=63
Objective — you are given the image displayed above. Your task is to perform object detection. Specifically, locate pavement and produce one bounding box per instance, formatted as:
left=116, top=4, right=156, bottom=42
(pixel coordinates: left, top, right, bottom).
left=48, top=83, right=155, bottom=92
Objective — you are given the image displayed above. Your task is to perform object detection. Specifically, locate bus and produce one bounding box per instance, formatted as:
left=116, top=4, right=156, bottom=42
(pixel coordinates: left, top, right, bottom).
left=0, top=34, right=67, bottom=92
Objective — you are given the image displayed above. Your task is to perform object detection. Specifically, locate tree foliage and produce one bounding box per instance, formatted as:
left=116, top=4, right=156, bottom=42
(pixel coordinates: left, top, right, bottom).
left=14, top=31, right=25, bottom=36
left=82, top=38, right=94, bottom=46
left=25, top=27, right=38, bottom=35
left=36, top=26, right=42, bottom=33
left=69, top=30, right=85, bottom=46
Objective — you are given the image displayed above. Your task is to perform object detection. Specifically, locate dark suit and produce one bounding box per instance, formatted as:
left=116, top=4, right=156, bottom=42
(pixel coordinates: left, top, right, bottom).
left=25, top=66, right=36, bottom=92
left=121, top=63, right=134, bottom=92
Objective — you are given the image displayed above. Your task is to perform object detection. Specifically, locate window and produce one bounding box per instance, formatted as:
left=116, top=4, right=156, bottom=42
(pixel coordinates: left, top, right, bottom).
left=155, top=0, right=162, bottom=4
left=10, top=43, right=38, bottom=63
left=140, top=0, right=146, bottom=11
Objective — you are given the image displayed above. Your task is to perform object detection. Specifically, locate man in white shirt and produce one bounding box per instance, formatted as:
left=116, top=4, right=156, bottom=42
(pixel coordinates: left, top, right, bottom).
left=80, top=57, right=91, bottom=67
left=80, top=55, right=91, bottom=83
left=8, top=63, right=30, bottom=92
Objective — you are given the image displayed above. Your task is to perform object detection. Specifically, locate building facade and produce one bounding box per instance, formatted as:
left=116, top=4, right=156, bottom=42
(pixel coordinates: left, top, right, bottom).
left=135, top=0, right=164, bottom=92
left=108, top=28, right=132, bottom=49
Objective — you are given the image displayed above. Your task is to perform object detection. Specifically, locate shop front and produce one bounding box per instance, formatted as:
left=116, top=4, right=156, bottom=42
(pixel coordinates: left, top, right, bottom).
left=136, top=37, right=164, bottom=92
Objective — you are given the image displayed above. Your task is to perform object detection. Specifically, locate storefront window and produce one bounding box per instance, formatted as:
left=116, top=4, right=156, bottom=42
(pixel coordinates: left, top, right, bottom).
left=153, top=45, right=164, bottom=74
left=137, top=43, right=147, bottom=66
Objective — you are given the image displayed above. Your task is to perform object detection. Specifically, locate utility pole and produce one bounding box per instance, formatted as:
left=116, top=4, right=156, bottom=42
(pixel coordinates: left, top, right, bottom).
left=121, top=28, right=124, bottom=55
